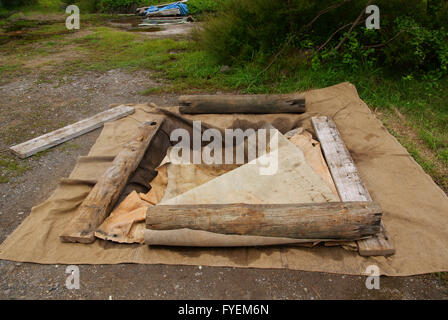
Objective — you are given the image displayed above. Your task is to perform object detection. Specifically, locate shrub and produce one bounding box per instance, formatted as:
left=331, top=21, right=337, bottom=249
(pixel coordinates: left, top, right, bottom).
left=383, top=16, right=448, bottom=78
left=97, top=0, right=146, bottom=12
left=2, top=0, right=38, bottom=8
left=188, top=0, right=223, bottom=14
left=96, top=0, right=223, bottom=14
left=60, top=0, right=99, bottom=13
left=198, top=0, right=448, bottom=77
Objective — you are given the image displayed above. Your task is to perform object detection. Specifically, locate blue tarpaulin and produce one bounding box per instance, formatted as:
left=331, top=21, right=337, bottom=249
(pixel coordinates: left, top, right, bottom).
left=144, top=2, right=188, bottom=16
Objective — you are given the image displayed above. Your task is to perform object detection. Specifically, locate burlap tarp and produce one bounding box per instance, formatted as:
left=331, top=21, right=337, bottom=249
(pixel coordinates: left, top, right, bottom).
left=1, top=82, right=447, bottom=276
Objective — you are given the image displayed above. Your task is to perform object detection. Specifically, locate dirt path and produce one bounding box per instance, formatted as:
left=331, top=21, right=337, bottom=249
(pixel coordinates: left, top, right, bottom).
left=0, top=18, right=447, bottom=300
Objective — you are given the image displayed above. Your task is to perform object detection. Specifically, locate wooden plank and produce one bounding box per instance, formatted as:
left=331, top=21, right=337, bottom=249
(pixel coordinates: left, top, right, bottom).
left=60, top=119, right=164, bottom=244
left=312, top=116, right=395, bottom=256
left=146, top=202, right=382, bottom=240
left=358, top=222, right=395, bottom=256
left=10, top=105, right=135, bottom=159
left=178, top=94, right=306, bottom=114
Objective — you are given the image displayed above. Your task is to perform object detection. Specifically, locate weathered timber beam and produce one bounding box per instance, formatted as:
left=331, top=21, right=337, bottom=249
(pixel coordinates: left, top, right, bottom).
left=10, top=105, right=134, bottom=159
left=178, top=94, right=306, bottom=114
left=312, top=116, right=395, bottom=256
left=146, top=202, right=382, bottom=240
left=60, top=119, right=164, bottom=244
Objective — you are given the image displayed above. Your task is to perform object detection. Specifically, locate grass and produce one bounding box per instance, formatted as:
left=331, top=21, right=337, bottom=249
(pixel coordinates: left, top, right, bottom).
left=433, top=272, right=448, bottom=287
left=0, top=155, right=30, bottom=183
left=62, top=26, right=189, bottom=73
left=0, top=0, right=64, bottom=17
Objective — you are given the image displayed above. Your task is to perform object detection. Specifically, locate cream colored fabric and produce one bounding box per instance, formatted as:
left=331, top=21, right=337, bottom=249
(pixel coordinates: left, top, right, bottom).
left=1, top=82, right=448, bottom=276
left=161, top=129, right=338, bottom=205
left=160, top=151, right=238, bottom=203
left=287, top=129, right=339, bottom=197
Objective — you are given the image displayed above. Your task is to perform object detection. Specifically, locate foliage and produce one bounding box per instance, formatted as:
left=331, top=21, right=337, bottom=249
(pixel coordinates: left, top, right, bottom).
left=96, top=0, right=146, bottom=12
left=198, top=0, right=448, bottom=79
left=383, top=17, right=448, bottom=79
left=188, top=0, right=223, bottom=14
left=96, top=0, right=223, bottom=13
left=2, top=0, right=39, bottom=9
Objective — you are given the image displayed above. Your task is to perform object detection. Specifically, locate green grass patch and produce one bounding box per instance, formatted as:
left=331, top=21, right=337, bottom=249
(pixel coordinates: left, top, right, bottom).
left=26, top=21, right=68, bottom=35
left=433, top=272, right=448, bottom=288
left=65, top=27, right=189, bottom=72
left=1, top=0, right=64, bottom=14
left=0, top=64, right=22, bottom=75
left=0, top=155, right=30, bottom=184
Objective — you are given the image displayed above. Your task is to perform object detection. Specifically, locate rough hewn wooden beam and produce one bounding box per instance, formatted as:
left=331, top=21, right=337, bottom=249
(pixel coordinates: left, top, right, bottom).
left=312, top=116, right=395, bottom=256
left=10, top=106, right=134, bottom=159
left=60, top=119, right=163, bottom=244
left=146, top=202, right=382, bottom=240
left=178, top=94, right=306, bottom=114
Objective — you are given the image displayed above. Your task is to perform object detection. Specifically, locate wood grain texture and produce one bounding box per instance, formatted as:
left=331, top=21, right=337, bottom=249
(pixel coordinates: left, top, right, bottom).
left=178, top=94, right=306, bottom=114
left=10, top=105, right=134, bottom=159
left=60, top=119, right=163, bottom=244
left=358, top=222, right=395, bottom=256
left=312, top=116, right=395, bottom=256
left=146, top=202, right=382, bottom=240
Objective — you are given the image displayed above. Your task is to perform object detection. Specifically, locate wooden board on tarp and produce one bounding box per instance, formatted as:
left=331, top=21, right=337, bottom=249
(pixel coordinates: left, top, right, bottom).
left=60, top=119, right=163, bottom=244
left=312, top=116, right=395, bottom=256
left=10, top=105, right=135, bottom=158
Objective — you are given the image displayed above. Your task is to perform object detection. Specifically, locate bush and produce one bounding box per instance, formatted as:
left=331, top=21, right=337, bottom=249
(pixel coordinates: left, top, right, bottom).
left=188, top=0, right=223, bottom=14
left=96, top=0, right=223, bottom=14
left=59, top=0, right=99, bottom=13
left=198, top=0, right=448, bottom=78
left=383, top=16, right=448, bottom=77
left=2, top=0, right=38, bottom=8
left=97, top=0, right=146, bottom=12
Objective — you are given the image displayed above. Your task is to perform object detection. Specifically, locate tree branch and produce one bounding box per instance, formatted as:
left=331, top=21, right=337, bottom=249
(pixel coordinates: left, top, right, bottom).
left=364, top=30, right=405, bottom=48
left=302, top=0, right=351, bottom=32
left=262, top=0, right=351, bottom=73
left=335, top=0, right=372, bottom=51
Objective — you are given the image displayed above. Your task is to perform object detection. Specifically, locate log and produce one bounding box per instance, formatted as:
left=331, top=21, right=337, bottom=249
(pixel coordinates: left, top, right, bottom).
left=312, top=116, right=395, bottom=256
left=60, top=119, right=164, bottom=244
left=178, top=94, right=306, bottom=114
left=146, top=202, right=382, bottom=240
left=10, top=105, right=134, bottom=159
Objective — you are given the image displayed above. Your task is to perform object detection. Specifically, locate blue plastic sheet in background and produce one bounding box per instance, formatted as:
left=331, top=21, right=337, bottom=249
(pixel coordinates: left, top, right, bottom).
left=145, top=2, right=188, bottom=16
